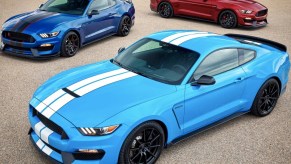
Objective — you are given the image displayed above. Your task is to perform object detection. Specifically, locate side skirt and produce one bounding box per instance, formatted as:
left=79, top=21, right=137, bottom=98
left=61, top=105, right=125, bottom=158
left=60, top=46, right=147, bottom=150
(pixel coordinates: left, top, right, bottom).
left=81, top=33, right=117, bottom=47
left=168, top=111, right=249, bottom=146
left=175, top=15, right=217, bottom=24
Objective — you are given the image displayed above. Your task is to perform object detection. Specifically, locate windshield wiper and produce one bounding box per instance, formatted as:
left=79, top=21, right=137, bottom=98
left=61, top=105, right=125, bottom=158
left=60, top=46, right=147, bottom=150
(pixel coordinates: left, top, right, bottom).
left=112, top=59, right=151, bottom=79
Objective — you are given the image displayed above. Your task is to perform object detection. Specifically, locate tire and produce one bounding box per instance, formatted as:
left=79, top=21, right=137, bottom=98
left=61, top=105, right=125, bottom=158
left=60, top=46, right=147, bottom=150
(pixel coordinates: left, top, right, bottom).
left=158, top=2, right=173, bottom=18
left=117, top=16, right=132, bottom=37
left=219, top=10, right=237, bottom=28
left=251, top=78, right=280, bottom=117
left=118, top=121, right=165, bottom=164
left=61, top=31, right=80, bottom=57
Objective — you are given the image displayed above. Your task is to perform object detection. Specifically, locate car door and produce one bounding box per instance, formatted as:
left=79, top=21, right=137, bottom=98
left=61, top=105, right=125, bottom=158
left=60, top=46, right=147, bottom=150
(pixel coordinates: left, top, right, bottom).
left=183, top=48, right=247, bottom=134
left=82, top=0, right=117, bottom=43
left=177, top=0, right=216, bottom=20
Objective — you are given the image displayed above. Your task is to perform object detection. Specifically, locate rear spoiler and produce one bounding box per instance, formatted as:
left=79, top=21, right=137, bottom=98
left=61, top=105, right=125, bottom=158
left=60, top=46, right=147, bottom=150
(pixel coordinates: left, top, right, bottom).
left=225, top=34, right=287, bottom=52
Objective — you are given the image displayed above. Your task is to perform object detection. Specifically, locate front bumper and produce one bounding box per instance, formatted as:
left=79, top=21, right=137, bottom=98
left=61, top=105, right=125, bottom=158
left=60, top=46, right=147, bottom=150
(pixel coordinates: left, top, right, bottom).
left=1, top=31, right=61, bottom=58
left=28, top=97, right=125, bottom=163
left=237, top=12, right=268, bottom=28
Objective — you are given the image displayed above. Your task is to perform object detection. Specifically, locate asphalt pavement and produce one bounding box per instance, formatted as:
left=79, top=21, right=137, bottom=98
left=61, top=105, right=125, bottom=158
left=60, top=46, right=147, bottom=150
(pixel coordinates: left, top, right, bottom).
left=0, top=0, right=290, bottom=163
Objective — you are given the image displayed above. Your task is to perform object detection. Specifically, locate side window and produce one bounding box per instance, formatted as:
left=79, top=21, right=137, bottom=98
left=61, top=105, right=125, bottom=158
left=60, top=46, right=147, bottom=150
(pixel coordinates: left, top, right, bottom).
left=108, top=0, right=117, bottom=6
left=194, top=49, right=239, bottom=79
left=88, top=0, right=115, bottom=12
left=239, top=49, right=255, bottom=65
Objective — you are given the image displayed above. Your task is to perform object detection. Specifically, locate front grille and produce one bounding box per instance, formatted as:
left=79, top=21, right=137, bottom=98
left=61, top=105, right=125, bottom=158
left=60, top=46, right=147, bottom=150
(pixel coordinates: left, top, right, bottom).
left=256, top=9, right=268, bottom=17
left=2, top=31, right=35, bottom=43
left=33, top=108, right=69, bottom=139
left=8, top=45, right=31, bottom=51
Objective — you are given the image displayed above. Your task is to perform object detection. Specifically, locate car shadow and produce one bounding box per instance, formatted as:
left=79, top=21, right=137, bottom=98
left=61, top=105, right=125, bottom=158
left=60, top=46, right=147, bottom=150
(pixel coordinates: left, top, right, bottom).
left=0, top=51, right=59, bottom=63
left=161, top=113, right=257, bottom=155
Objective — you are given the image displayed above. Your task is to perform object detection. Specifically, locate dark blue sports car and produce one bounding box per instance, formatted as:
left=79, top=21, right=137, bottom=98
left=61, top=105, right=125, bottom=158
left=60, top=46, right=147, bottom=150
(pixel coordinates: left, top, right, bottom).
left=0, top=0, right=135, bottom=58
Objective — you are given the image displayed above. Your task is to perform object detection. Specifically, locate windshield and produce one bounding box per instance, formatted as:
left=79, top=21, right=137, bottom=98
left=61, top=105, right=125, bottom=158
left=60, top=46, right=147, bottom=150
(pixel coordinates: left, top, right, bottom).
left=113, top=38, right=200, bottom=85
left=40, top=0, right=89, bottom=15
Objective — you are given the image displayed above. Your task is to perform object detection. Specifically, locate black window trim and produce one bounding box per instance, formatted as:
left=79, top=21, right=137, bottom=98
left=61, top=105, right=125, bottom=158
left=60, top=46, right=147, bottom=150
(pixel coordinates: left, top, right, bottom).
left=187, top=47, right=257, bottom=84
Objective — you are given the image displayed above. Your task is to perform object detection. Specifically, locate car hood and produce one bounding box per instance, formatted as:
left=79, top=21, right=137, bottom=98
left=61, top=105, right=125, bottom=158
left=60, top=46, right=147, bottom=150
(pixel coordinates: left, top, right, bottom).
left=3, top=10, right=79, bottom=33
left=228, top=0, right=267, bottom=11
left=34, top=61, right=177, bottom=127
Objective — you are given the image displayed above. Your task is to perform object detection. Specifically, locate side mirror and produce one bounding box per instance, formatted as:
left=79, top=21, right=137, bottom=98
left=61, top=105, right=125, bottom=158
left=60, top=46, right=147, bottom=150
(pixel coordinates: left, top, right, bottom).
left=118, top=47, right=125, bottom=53
left=88, top=10, right=99, bottom=16
left=191, top=75, right=216, bottom=86
left=39, top=4, right=44, bottom=8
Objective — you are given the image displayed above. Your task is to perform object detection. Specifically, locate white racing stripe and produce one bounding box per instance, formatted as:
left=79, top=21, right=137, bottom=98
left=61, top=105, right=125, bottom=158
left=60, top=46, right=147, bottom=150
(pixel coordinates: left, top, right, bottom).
left=34, top=122, right=45, bottom=137
left=162, top=31, right=208, bottom=43
left=75, top=72, right=137, bottom=96
left=42, top=89, right=66, bottom=106
left=39, top=69, right=137, bottom=119
left=41, top=107, right=55, bottom=119
left=36, top=139, right=45, bottom=149
left=170, top=33, right=218, bottom=45
left=35, top=102, right=47, bottom=113
left=67, top=68, right=128, bottom=91
left=42, top=94, right=75, bottom=118
left=36, top=68, right=128, bottom=118
left=41, top=127, right=54, bottom=144
left=42, top=146, right=53, bottom=155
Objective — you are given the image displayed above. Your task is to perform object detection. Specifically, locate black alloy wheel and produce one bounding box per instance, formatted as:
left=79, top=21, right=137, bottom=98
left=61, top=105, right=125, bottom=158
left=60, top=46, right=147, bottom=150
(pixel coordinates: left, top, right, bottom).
left=158, top=2, right=173, bottom=18
left=119, top=122, right=165, bottom=164
left=251, top=79, right=280, bottom=117
left=61, top=31, right=79, bottom=57
left=219, top=10, right=237, bottom=28
left=118, top=16, right=132, bottom=36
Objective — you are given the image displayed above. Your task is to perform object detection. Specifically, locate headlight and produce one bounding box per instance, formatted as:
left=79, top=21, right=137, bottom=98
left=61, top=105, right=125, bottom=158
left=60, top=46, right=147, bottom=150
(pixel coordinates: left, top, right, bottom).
left=78, top=125, right=120, bottom=136
left=39, top=31, right=60, bottom=38
left=240, top=10, right=253, bottom=14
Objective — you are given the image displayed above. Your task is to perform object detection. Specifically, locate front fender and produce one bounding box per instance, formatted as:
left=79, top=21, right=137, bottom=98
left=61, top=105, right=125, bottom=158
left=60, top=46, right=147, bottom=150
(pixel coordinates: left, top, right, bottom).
left=97, top=91, right=184, bottom=146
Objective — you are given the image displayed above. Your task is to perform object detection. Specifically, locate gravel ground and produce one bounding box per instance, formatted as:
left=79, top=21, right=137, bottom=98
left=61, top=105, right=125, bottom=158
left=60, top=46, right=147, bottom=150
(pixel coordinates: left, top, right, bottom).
left=0, top=0, right=290, bottom=163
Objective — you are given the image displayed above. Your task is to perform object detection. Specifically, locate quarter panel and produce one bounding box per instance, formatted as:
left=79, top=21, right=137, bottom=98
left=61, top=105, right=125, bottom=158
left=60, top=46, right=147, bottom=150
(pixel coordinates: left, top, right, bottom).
left=239, top=51, right=289, bottom=111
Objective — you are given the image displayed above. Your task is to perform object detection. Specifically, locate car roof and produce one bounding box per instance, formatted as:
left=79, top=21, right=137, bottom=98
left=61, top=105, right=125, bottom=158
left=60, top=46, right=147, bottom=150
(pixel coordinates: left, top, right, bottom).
left=146, top=30, right=245, bottom=56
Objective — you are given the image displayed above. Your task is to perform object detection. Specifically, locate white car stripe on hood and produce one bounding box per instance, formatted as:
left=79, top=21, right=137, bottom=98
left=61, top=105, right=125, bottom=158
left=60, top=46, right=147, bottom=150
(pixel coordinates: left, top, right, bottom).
left=42, top=89, right=66, bottom=106
left=162, top=31, right=208, bottom=43
left=36, top=68, right=127, bottom=113
left=75, top=71, right=137, bottom=96
left=40, top=71, right=137, bottom=118
left=42, top=94, right=75, bottom=118
left=35, top=101, right=48, bottom=113
left=170, top=33, right=218, bottom=45
left=67, top=68, right=128, bottom=91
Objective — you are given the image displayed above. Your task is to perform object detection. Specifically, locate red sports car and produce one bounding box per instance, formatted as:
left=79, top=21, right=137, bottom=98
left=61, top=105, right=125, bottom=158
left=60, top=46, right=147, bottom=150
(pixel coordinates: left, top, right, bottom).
left=150, top=0, right=268, bottom=28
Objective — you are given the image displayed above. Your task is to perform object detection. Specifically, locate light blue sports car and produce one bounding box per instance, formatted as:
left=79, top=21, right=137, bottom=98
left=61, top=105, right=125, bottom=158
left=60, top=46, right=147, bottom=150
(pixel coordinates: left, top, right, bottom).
left=28, top=30, right=290, bottom=163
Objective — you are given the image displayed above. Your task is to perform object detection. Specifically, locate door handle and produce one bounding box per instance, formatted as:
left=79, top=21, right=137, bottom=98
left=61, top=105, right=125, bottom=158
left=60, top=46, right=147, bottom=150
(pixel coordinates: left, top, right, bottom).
left=108, top=13, right=116, bottom=16
left=234, top=77, right=244, bottom=83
